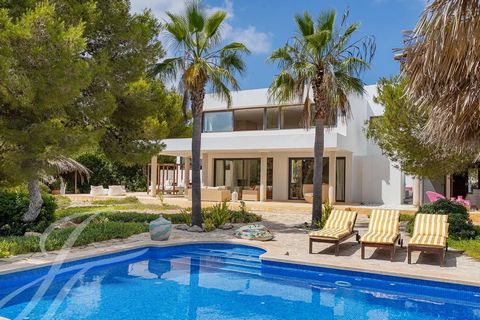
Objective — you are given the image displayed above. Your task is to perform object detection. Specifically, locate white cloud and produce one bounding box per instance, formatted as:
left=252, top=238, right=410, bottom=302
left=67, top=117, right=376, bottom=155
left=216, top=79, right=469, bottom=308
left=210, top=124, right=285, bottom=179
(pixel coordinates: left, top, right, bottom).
left=225, top=25, right=272, bottom=54
left=130, top=0, right=272, bottom=54
left=130, top=0, right=186, bottom=20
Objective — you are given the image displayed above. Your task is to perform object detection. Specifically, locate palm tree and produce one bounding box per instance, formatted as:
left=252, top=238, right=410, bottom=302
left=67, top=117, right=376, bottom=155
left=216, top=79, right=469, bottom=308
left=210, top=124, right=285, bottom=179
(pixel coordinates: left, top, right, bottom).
left=401, top=0, right=480, bottom=154
left=151, top=1, right=249, bottom=228
left=268, top=10, right=375, bottom=224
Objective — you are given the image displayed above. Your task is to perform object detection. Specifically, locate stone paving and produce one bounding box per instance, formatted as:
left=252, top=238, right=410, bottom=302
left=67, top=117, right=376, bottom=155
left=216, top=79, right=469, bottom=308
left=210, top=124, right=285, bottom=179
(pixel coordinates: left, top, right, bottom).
left=1, top=209, right=479, bottom=286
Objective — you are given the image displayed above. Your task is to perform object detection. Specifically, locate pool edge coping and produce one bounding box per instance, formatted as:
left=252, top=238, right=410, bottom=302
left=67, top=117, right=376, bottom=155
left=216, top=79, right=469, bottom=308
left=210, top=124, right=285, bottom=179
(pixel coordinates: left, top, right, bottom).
left=0, top=239, right=479, bottom=288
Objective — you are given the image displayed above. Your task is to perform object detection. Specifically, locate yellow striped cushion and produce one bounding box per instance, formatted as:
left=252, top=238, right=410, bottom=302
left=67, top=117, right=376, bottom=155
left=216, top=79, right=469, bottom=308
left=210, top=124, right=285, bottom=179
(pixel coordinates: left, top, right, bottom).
left=360, top=231, right=398, bottom=244
left=409, top=234, right=447, bottom=247
left=309, top=228, right=351, bottom=239
left=413, top=214, right=448, bottom=237
left=324, top=210, right=357, bottom=232
left=367, top=209, right=400, bottom=234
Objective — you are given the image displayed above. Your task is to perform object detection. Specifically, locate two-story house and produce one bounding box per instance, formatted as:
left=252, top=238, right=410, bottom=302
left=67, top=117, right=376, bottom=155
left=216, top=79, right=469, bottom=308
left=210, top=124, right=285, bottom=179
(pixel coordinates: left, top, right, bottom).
left=155, top=85, right=417, bottom=206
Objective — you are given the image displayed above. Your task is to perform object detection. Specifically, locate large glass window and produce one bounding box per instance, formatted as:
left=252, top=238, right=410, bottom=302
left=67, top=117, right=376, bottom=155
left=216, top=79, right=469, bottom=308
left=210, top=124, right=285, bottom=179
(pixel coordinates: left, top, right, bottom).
left=289, top=158, right=329, bottom=200
left=214, top=159, right=260, bottom=192
left=203, top=111, right=233, bottom=132
left=281, top=105, right=304, bottom=129
left=203, top=105, right=337, bottom=133
left=266, top=107, right=280, bottom=129
left=234, top=108, right=263, bottom=131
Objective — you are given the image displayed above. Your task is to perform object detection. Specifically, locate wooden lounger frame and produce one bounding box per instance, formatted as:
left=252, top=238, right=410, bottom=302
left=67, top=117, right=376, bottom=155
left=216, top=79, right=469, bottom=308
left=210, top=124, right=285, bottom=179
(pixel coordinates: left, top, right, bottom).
left=309, top=215, right=360, bottom=256
left=407, top=243, right=448, bottom=267
left=361, top=235, right=403, bottom=262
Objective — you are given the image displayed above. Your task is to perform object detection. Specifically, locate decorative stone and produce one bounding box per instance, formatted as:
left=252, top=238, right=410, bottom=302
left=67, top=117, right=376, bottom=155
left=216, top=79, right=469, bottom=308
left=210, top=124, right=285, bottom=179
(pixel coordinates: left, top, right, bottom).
left=149, top=215, right=172, bottom=241
left=175, top=224, right=189, bottom=230
left=234, top=224, right=274, bottom=241
left=219, top=223, right=234, bottom=230
left=54, top=221, right=77, bottom=229
left=187, top=225, right=204, bottom=233
left=24, top=231, right=42, bottom=237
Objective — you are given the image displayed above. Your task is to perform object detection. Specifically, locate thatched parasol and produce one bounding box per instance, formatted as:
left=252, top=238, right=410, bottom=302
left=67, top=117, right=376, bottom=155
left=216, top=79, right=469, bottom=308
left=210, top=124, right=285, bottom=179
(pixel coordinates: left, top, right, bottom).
left=45, top=156, right=91, bottom=184
left=401, top=0, right=480, bottom=154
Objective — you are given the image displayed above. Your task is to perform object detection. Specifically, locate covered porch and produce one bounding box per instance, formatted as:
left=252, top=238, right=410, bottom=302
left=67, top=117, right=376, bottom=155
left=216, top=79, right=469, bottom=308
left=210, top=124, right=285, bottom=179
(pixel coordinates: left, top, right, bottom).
left=151, top=148, right=355, bottom=204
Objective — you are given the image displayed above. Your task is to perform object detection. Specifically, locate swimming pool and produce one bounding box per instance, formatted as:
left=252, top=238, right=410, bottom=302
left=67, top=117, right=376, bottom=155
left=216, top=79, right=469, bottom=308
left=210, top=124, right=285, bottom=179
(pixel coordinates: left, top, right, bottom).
left=0, top=243, right=479, bottom=319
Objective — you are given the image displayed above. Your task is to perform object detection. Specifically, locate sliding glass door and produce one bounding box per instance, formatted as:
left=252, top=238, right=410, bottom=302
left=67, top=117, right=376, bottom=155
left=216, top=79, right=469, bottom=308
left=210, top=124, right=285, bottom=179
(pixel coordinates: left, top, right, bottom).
left=214, top=159, right=260, bottom=191
left=289, top=158, right=329, bottom=200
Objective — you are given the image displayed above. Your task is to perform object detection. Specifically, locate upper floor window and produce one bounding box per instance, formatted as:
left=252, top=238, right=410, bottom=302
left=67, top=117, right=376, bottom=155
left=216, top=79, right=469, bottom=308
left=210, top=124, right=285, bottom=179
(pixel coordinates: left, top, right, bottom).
left=202, top=104, right=337, bottom=133
left=203, top=111, right=233, bottom=132
left=234, top=108, right=263, bottom=131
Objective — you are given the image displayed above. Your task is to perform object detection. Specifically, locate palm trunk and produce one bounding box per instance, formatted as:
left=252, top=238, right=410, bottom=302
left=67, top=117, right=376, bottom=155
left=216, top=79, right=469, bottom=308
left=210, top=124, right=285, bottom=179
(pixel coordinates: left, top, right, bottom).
left=190, top=88, right=205, bottom=228
left=24, top=179, right=43, bottom=222
left=311, top=118, right=325, bottom=224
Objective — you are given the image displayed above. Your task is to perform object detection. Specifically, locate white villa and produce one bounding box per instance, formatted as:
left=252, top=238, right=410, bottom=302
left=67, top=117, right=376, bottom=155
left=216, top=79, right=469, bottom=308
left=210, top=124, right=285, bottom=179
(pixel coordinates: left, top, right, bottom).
left=151, top=85, right=463, bottom=207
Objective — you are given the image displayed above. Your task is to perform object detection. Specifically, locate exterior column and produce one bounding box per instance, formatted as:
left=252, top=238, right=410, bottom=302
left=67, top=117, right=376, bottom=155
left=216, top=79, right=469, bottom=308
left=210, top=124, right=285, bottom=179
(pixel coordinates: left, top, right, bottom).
left=260, top=153, right=267, bottom=202
left=184, top=157, right=191, bottom=188
left=150, top=155, right=158, bottom=197
left=328, top=153, right=336, bottom=205
left=446, top=175, right=452, bottom=199
left=413, top=177, right=421, bottom=207
left=201, top=153, right=208, bottom=187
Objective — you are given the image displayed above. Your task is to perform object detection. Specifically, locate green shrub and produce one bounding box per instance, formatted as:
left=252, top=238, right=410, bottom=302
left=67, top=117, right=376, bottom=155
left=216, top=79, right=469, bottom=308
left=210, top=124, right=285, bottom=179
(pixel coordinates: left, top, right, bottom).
left=229, top=210, right=262, bottom=223
left=169, top=208, right=192, bottom=225
left=0, top=221, right=148, bottom=257
left=76, top=153, right=147, bottom=192
left=203, top=219, right=216, bottom=232
left=0, top=191, right=57, bottom=236
left=204, top=202, right=230, bottom=227
left=415, top=199, right=477, bottom=240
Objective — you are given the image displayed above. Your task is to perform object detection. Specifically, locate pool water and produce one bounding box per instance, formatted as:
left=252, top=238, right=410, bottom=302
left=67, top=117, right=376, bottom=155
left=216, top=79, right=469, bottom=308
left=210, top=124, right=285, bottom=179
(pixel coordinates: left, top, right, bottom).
left=0, top=243, right=479, bottom=320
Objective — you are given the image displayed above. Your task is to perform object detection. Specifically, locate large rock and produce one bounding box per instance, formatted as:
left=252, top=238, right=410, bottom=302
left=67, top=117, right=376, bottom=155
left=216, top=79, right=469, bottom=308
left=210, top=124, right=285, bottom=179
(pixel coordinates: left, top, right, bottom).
left=175, top=224, right=189, bottom=230
left=187, top=225, right=204, bottom=233
left=234, top=224, right=274, bottom=241
left=24, top=231, right=42, bottom=237
left=149, top=216, right=172, bottom=241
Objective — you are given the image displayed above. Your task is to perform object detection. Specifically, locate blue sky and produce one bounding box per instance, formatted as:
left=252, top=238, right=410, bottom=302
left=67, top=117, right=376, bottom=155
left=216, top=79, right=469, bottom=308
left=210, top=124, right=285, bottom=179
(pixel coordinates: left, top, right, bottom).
left=131, top=0, right=426, bottom=89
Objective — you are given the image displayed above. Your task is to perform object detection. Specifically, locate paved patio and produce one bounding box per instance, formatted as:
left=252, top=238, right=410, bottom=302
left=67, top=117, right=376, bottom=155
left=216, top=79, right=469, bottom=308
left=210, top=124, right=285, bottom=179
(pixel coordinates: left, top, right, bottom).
left=1, top=209, right=479, bottom=286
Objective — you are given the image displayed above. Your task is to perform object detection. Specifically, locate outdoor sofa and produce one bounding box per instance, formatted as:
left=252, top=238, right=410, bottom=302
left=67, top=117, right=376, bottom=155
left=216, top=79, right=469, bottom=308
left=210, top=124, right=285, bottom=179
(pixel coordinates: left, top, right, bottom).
left=186, top=186, right=231, bottom=202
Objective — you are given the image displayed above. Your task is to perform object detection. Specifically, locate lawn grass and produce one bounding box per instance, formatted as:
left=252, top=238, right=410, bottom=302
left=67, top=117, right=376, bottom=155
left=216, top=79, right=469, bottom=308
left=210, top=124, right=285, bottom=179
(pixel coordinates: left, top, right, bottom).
left=0, top=205, right=261, bottom=258
left=448, top=239, right=480, bottom=260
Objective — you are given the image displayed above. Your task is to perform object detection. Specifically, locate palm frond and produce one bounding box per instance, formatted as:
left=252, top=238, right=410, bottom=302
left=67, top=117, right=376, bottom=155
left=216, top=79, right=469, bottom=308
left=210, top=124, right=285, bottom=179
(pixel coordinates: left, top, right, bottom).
left=401, top=0, right=480, bottom=154
left=205, top=10, right=227, bottom=37
left=295, top=12, right=315, bottom=37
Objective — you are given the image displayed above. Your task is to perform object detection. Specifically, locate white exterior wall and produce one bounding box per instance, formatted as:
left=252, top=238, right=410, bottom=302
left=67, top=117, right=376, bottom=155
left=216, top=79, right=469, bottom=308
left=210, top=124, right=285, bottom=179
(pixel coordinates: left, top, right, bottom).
left=160, top=85, right=405, bottom=206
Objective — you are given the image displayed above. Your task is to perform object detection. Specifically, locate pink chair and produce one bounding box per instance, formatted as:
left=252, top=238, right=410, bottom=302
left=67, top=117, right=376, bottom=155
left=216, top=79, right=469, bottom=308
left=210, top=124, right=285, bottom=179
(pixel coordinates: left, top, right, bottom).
left=426, top=191, right=446, bottom=203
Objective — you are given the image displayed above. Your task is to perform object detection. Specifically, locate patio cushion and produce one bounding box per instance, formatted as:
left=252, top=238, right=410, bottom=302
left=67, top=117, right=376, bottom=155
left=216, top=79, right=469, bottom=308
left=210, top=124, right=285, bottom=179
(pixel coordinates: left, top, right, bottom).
left=413, top=214, right=448, bottom=237
left=409, top=234, right=447, bottom=247
left=324, top=210, right=357, bottom=232
left=360, top=231, right=398, bottom=244
left=367, top=209, right=400, bottom=234
left=309, top=228, right=351, bottom=239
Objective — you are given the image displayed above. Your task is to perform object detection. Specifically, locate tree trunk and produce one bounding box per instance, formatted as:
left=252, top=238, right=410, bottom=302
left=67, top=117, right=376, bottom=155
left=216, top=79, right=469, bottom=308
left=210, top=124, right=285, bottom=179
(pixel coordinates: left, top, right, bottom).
left=24, top=179, right=43, bottom=222
left=190, top=88, right=205, bottom=228
left=311, top=117, right=325, bottom=224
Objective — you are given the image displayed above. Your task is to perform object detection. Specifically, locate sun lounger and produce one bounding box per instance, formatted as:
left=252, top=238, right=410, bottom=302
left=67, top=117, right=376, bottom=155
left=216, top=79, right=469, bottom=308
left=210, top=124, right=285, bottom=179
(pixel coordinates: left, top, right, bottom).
left=308, top=210, right=359, bottom=256
left=408, top=214, right=449, bottom=267
left=360, top=209, right=402, bottom=261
